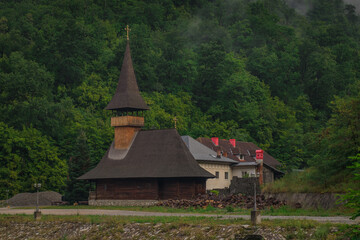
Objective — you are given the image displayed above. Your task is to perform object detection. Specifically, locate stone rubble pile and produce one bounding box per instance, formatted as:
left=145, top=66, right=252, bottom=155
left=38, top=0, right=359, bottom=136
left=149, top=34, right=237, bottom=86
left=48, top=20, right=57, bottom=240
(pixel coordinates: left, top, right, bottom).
left=0, top=221, right=291, bottom=240
left=157, top=193, right=287, bottom=209
left=7, top=191, right=62, bottom=206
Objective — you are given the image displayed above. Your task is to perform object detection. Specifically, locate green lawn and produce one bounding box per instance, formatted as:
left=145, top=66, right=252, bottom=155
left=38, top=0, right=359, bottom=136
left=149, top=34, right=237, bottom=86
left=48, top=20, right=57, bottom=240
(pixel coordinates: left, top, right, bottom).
left=0, top=213, right=343, bottom=226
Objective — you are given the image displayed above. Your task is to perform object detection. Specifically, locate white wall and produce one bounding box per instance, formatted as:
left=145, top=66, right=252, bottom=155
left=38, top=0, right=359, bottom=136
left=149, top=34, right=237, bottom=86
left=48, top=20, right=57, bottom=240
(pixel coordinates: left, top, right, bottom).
left=199, top=163, right=232, bottom=190
left=232, top=166, right=257, bottom=178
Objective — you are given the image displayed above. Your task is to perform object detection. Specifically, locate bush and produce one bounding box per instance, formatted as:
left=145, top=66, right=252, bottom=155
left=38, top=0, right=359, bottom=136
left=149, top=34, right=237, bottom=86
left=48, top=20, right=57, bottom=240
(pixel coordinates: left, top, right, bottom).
left=337, top=154, right=360, bottom=220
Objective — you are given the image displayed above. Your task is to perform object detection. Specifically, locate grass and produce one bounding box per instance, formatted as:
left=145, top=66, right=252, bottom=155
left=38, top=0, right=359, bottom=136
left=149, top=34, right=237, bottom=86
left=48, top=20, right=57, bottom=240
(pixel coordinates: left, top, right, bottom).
left=261, top=205, right=354, bottom=217
left=18, top=204, right=252, bottom=216
left=262, top=168, right=360, bottom=193
left=0, top=213, right=341, bottom=226
left=0, top=214, right=246, bottom=225
left=16, top=204, right=355, bottom=217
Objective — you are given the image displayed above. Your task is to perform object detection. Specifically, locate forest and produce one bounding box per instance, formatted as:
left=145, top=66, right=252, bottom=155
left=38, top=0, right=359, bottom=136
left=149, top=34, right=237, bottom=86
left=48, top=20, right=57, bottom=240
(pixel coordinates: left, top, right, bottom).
left=0, top=0, right=359, bottom=201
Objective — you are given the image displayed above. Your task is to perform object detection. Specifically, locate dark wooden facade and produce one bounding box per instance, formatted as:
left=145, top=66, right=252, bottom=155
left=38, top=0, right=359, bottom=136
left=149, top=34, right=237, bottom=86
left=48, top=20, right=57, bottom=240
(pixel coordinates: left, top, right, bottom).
left=94, top=178, right=206, bottom=200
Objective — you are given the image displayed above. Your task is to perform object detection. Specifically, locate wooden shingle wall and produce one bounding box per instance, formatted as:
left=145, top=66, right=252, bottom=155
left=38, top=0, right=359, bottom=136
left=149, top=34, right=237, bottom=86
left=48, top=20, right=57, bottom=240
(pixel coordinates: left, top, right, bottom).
left=95, top=178, right=206, bottom=200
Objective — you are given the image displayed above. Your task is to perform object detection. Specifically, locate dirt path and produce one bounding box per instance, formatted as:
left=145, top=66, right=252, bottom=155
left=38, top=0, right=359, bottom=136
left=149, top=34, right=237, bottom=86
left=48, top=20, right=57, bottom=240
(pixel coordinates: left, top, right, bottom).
left=0, top=208, right=358, bottom=225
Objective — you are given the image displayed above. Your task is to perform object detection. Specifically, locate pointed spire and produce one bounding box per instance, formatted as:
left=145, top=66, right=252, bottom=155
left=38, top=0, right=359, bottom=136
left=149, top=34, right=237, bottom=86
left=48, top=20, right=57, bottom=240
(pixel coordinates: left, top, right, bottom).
left=105, top=30, right=149, bottom=112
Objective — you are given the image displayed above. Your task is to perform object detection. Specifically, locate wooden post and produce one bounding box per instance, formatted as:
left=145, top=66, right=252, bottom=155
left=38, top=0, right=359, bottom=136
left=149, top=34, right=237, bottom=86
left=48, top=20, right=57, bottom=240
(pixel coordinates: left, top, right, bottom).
left=33, top=183, right=42, bottom=220
left=259, top=161, right=263, bottom=185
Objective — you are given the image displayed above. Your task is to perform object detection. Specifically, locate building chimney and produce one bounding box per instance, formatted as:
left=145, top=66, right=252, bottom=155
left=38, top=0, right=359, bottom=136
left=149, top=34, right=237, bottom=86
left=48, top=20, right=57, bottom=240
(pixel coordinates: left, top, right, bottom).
left=229, top=139, right=236, bottom=148
left=211, top=137, right=219, bottom=146
left=255, top=149, right=264, bottom=185
left=216, top=149, right=221, bottom=158
left=256, top=150, right=264, bottom=160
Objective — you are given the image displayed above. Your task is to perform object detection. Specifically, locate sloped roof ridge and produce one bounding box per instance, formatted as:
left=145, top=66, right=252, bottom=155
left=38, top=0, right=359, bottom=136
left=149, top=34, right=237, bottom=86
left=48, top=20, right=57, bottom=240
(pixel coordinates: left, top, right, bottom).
left=196, top=137, right=281, bottom=167
left=78, top=129, right=214, bottom=180
left=105, top=41, right=149, bottom=111
left=182, top=136, right=238, bottom=164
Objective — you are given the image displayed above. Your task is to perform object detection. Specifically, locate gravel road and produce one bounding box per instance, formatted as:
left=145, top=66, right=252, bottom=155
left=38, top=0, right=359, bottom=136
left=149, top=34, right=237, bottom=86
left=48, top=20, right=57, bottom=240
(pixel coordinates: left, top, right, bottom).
left=0, top=208, right=358, bottom=225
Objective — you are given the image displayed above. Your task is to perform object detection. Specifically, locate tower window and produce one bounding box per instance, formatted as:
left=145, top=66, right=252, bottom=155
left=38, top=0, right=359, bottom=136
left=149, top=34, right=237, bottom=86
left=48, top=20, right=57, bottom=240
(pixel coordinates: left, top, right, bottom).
left=215, top=171, right=219, bottom=179
left=225, top=172, right=228, bottom=179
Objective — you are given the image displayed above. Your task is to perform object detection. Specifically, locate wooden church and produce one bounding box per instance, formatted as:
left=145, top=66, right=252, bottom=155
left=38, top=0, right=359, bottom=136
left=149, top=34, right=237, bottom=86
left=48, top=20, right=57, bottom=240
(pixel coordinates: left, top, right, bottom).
left=78, top=27, right=213, bottom=205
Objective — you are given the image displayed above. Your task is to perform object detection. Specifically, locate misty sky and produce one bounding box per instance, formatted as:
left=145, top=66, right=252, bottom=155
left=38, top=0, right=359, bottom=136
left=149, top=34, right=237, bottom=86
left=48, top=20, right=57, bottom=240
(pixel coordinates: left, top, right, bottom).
left=344, top=0, right=360, bottom=13
left=285, top=0, right=360, bottom=15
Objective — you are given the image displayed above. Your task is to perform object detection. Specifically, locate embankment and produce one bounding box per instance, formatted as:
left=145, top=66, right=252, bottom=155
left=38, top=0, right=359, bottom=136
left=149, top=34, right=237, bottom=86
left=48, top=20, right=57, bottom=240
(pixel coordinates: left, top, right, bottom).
left=264, top=192, right=343, bottom=209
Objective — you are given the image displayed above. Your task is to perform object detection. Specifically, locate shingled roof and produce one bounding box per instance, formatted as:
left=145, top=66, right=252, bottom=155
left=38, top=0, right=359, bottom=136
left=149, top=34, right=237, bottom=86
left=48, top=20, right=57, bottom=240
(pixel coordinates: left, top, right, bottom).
left=181, top=136, right=238, bottom=164
left=105, top=41, right=149, bottom=111
left=196, top=137, right=281, bottom=168
left=78, top=129, right=214, bottom=180
left=236, top=141, right=281, bottom=168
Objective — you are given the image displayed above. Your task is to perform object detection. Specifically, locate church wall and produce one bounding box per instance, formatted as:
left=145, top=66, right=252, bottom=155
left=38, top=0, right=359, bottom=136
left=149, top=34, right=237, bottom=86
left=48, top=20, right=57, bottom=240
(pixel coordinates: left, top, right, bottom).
left=159, top=178, right=206, bottom=199
left=232, top=166, right=257, bottom=178
left=95, top=178, right=206, bottom=200
left=96, top=179, right=159, bottom=200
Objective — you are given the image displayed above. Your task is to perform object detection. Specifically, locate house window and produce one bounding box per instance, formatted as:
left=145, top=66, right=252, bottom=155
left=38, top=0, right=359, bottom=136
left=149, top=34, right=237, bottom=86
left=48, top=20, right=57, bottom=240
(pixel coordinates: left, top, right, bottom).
left=215, top=171, right=219, bottom=179
left=104, top=184, right=107, bottom=191
left=225, top=172, right=228, bottom=179
left=242, top=171, right=249, bottom=178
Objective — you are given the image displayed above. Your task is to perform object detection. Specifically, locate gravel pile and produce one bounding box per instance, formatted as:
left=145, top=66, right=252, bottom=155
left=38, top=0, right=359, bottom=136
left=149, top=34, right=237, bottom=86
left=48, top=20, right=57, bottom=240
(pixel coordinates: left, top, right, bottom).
left=0, top=220, right=343, bottom=240
left=0, top=221, right=288, bottom=240
left=8, top=191, right=62, bottom=206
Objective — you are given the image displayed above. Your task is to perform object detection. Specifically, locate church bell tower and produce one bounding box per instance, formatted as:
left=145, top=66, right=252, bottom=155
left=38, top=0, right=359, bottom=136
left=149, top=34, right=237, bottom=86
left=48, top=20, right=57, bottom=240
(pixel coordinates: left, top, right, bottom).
left=105, top=25, right=149, bottom=149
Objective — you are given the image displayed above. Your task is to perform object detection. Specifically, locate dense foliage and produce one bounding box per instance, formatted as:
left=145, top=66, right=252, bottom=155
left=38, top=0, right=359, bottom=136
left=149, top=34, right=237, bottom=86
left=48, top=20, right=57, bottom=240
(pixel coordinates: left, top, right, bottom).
left=0, top=0, right=359, bottom=200
left=338, top=154, right=360, bottom=219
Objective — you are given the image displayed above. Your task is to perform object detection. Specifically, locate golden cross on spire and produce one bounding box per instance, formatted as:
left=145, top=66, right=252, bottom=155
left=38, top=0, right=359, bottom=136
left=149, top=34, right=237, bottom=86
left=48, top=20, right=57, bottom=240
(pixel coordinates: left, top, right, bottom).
left=174, top=117, right=177, bottom=129
left=125, top=25, right=131, bottom=40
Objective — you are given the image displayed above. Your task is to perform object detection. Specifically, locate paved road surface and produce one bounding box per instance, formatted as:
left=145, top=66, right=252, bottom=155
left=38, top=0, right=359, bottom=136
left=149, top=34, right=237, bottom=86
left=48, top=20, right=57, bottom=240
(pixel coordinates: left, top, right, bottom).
left=0, top=208, right=358, bottom=225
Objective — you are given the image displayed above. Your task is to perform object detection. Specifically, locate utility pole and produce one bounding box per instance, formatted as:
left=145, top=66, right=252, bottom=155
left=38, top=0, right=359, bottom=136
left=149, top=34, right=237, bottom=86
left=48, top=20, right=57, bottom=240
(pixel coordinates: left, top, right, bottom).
left=6, top=189, right=9, bottom=208
left=251, top=182, right=261, bottom=225
left=33, top=183, right=42, bottom=220
left=254, top=182, right=256, bottom=211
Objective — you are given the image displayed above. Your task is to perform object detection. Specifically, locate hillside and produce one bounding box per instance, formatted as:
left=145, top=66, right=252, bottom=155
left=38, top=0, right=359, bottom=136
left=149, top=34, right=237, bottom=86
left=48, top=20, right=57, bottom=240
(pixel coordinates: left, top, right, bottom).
left=0, top=0, right=359, bottom=201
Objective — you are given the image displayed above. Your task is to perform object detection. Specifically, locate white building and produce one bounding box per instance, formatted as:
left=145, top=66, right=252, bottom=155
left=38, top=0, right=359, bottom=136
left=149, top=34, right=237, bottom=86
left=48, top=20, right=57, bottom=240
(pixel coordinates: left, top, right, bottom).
left=183, top=136, right=283, bottom=189
left=182, top=136, right=258, bottom=190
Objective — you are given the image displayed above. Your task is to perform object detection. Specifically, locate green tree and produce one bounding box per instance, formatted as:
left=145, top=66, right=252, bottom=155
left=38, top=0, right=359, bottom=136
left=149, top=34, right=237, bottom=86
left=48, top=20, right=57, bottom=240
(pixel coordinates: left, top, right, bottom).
left=308, top=82, right=360, bottom=187
left=0, top=52, right=74, bottom=141
left=65, top=131, right=91, bottom=202
left=338, top=153, right=360, bottom=220
left=0, top=122, right=67, bottom=198
left=194, top=41, right=230, bottom=111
